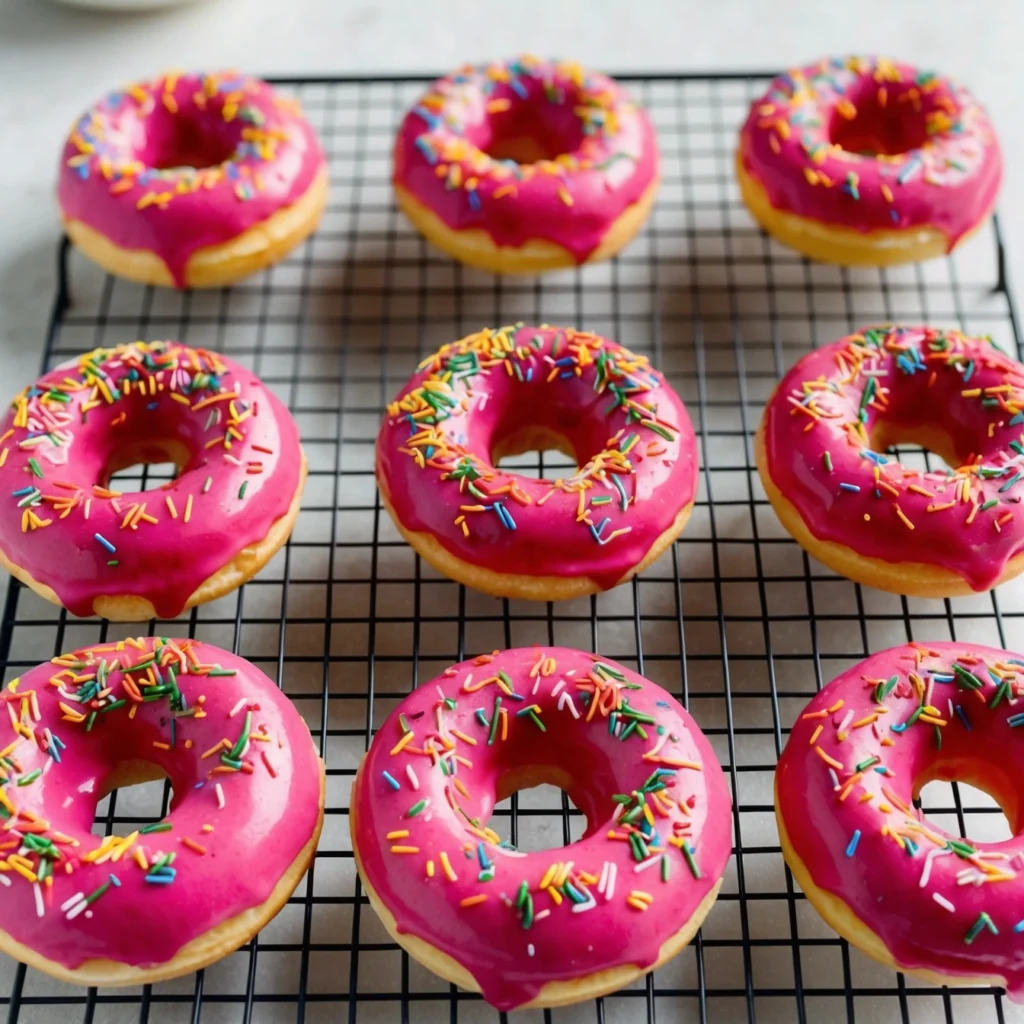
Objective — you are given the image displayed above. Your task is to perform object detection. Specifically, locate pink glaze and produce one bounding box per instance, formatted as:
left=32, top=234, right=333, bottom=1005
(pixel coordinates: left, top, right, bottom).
left=0, top=637, right=322, bottom=970
left=58, top=71, right=326, bottom=287
left=393, top=56, right=658, bottom=262
left=352, top=647, right=732, bottom=1010
left=376, top=324, right=698, bottom=592
left=739, top=56, right=1002, bottom=247
left=761, top=326, right=1024, bottom=592
left=777, top=641, right=1024, bottom=1000
left=0, top=340, right=303, bottom=619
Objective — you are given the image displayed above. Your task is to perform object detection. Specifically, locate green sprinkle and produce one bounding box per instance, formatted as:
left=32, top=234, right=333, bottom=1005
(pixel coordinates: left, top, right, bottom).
left=238, top=481, right=248, bottom=499
left=964, top=911, right=998, bottom=944
left=27, top=458, right=43, bottom=479
left=855, top=756, right=880, bottom=772
left=873, top=675, right=899, bottom=703
left=953, top=663, right=984, bottom=690
left=487, top=696, right=502, bottom=745
left=407, top=799, right=428, bottom=818
left=526, top=709, right=546, bottom=732
left=85, top=711, right=97, bottom=732
left=682, top=842, right=702, bottom=879
left=107, top=559, right=119, bottom=567
left=141, top=822, right=173, bottom=834
left=515, top=880, right=529, bottom=908
left=823, top=451, right=833, bottom=472
left=521, top=893, right=534, bottom=929
left=16, top=768, right=42, bottom=786
left=990, top=680, right=1011, bottom=709
left=661, top=854, right=670, bottom=883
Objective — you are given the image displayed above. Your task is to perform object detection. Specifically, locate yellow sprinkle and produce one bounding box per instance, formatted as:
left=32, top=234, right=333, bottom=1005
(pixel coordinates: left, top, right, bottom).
left=389, top=845, right=420, bottom=854
left=439, top=851, right=457, bottom=881
left=426, top=859, right=435, bottom=878
left=184, top=494, right=193, bottom=523
left=390, top=730, right=414, bottom=756
left=386, top=830, right=409, bottom=840
left=165, top=495, right=178, bottom=519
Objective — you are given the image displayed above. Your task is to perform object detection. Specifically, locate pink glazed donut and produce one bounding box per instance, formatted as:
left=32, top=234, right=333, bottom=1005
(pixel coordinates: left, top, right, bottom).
left=58, top=70, right=328, bottom=288
left=0, top=636, right=324, bottom=985
left=350, top=647, right=732, bottom=1010
left=393, top=55, right=659, bottom=273
left=0, top=340, right=306, bottom=621
left=737, top=56, right=1002, bottom=265
left=376, top=324, right=699, bottom=601
left=777, top=641, right=1024, bottom=999
left=756, top=325, right=1024, bottom=598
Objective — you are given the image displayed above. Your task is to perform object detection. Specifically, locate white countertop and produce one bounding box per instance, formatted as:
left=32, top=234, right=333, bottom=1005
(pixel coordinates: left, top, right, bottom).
left=0, top=0, right=1021, bottom=384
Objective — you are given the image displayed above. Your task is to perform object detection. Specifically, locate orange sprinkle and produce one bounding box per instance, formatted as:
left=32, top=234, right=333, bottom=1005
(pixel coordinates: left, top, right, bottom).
left=808, top=724, right=823, bottom=745
left=439, top=851, right=457, bottom=882
left=460, top=894, right=488, bottom=908
left=390, top=731, right=415, bottom=756
left=389, top=845, right=421, bottom=854
left=181, top=837, right=207, bottom=855
left=815, top=746, right=844, bottom=770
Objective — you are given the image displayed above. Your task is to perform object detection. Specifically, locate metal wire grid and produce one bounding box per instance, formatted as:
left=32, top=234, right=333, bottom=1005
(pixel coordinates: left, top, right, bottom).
left=1, top=71, right=1023, bottom=1024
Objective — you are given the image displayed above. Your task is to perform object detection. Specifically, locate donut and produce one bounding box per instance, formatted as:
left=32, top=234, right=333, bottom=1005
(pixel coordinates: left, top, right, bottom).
left=737, top=56, right=1002, bottom=266
left=393, top=55, right=659, bottom=274
left=0, top=339, right=306, bottom=621
left=776, top=640, right=1024, bottom=998
left=756, top=325, right=1024, bottom=597
left=350, top=646, right=731, bottom=1010
left=59, top=70, right=328, bottom=289
left=376, top=324, right=698, bottom=601
left=0, top=635, right=324, bottom=985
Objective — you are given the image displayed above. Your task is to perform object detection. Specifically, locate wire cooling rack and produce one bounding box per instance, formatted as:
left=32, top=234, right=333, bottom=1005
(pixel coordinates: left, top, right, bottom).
left=2, top=71, right=1024, bottom=1024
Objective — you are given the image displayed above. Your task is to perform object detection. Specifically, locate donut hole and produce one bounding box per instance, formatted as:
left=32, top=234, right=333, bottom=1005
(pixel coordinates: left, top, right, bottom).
left=492, top=425, right=580, bottom=479
left=492, top=766, right=588, bottom=852
left=92, top=759, right=174, bottom=834
left=477, top=100, right=584, bottom=165
left=868, top=421, right=962, bottom=474
left=829, top=84, right=929, bottom=157
left=914, top=761, right=1017, bottom=844
left=102, top=438, right=191, bottom=492
left=145, top=111, right=239, bottom=171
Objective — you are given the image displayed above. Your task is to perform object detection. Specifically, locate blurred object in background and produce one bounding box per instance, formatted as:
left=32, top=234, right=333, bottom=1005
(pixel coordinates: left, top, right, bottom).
left=50, top=0, right=214, bottom=10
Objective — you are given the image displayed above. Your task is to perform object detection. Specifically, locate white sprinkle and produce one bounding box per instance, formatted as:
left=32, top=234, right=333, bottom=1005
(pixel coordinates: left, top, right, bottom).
left=215, top=783, right=226, bottom=810
left=435, top=684, right=445, bottom=700
left=83, top=498, right=91, bottom=520
left=62, top=796, right=74, bottom=810
left=551, top=680, right=565, bottom=698
left=0, top=875, right=10, bottom=887
left=948, top=698, right=955, bottom=719
left=605, top=862, right=617, bottom=901
left=835, top=710, right=854, bottom=733
left=531, top=679, right=540, bottom=695
left=534, top=909, right=551, bottom=922
left=460, top=676, right=472, bottom=693
left=66, top=898, right=90, bottom=921
left=565, top=669, right=576, bottom=676
left=406, top=764, right=420, bottom=790
left=919, top=846, right=952, bottom=887
left=60, top=891, right=85, bottom=912
left=597, top=860, right=610, bottom=895
left=78, top=778, right=95, bottom=794
left=933, top=892, right=956, bottom=912
left=33, top=883, right=44, bottom=918
left=223, top=453, right=243, bottom=466
left=527, top=943, right=535, bottom=957
left=557, top=691, right=580, bottom=719
left=572, top=891, right=598, bottom=913
left=228, top=698, right=247, bottom=718
left=860, top=368, right=890, bottom=378
left=634, top=854, right=661, bottom=873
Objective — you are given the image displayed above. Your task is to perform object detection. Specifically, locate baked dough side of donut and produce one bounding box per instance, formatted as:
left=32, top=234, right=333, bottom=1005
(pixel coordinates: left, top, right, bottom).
left=350, top=763, right=724, bottom=1009
left=63, top=167, right=329, bottom=289
left=736, top=155, right=994, bottom=267
left=775, top=781, right=1008, bottom=992
left=0, top=760, right=325, bottom=986
left=1, top=454, right=307, bottom=621
left=377, top=464, right=692, bottom=601
left=754, top=427, right=1024, bottom=597
left=394, top=178, right=658, bottom=275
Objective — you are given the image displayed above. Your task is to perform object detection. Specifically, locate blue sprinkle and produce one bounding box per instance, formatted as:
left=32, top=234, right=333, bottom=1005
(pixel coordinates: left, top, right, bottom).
left=382, top=771, right=401, bottom=790
left=838, top=482, right=861, bottom=493
left=477, top=843, right=491, bottom=869
left=109, top=873, right=121, bottom=887
left=95, top=533, right=116, bottom=554
left=828, top=768, right=840, bottom=789
left=890, top=209, right=899, bottom=223
left=931, top=673, right=956, bottom=683
left=1011, top=413, right=1024, bottom=427
left=193, top=781, right=206, bottom=789
left=11, top=486, right=34, bottom=497
left=963, top=360, right=975, bottom=383
left=845, top=830, right=861, bottom=857
left=954, top=704, right=971, bottom=730
left=475, top=708, right=489, bottom=727
left=414, top=135, right=438, bottom=164
left=873, top=765, right=888, bottom=774
left=509, top=77, right=528, bottom=99
left=1015, top=920, right=1024, bottom=933
left=1008, top=713, right=1024, bottom=728
left=494, top=501, right=516, bottom=530
left=146, top=401, right=159, bottom=410
left=467, top=189, right=481, bottom=211
left=144, top=875, right=175, bottom=885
